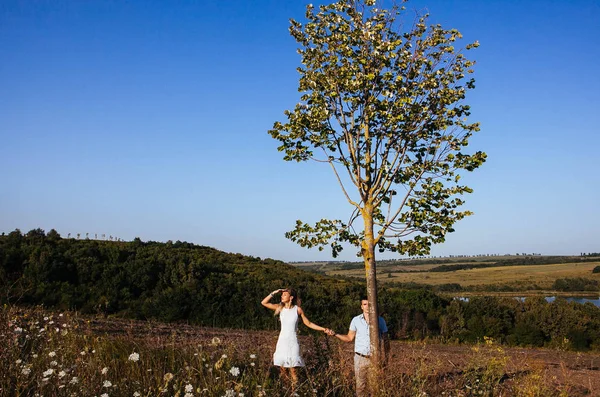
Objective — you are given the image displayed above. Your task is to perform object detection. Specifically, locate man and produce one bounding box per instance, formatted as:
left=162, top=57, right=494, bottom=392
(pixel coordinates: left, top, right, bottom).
left=329, top=297, right=390, bottom=396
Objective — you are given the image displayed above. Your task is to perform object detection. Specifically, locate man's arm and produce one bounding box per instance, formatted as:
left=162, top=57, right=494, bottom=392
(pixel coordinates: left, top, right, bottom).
left=333, top=329, right=356, bottom=343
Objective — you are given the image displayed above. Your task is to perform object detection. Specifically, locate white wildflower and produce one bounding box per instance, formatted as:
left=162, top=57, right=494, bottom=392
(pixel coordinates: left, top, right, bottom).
left=229, top=366, right=240, bottom=377
left=101, top=367, right=109, bottom=375
left=43, top=368, right=54, bottom=377
left=101, top=394, right=109, bottom=397
left=128, top=352, right=140, bottom=362
left=58, top=370, right=66, bottom=378
left=185, top=384, right=193, bottom=393
left=48, top=351, right=56, bottom=357
left=70, top=377, right=79, bottom=384
left=249, top=354, right=256, bottom=359
left=50, top=361, right=57, bottom=366
left=103, top=380, right=112, bottom=388
left=14, top=327, right=23, bottom=333
left=15, top=359, right=22, bottom=364
left=21, top=367, right=31, bottom=375
left=133, top=393, right=141, bottom=397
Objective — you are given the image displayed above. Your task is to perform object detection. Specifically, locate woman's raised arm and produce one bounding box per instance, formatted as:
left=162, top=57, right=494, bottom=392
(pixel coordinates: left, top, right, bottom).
left=261, top=289, right=283, bottom=310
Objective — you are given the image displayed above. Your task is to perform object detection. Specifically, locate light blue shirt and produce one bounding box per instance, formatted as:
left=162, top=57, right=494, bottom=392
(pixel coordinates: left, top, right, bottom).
left=349, top=314, right=388, bottom=356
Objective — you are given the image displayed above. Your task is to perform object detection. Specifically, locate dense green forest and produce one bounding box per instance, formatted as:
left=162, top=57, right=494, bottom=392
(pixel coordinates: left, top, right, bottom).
left=2, top=228, right=600, bottom=350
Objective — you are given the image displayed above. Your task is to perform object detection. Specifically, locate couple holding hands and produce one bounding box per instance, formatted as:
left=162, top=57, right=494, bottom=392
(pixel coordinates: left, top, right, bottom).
left=261, top=288, right=389, bottom=396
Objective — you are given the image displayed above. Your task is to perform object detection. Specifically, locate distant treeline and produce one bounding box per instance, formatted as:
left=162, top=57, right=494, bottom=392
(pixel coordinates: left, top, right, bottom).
left=2, top=228, right=600, bottom=351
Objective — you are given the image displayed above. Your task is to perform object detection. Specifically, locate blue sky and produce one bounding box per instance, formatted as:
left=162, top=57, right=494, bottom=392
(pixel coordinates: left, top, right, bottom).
left=1, top=0, right=599, bottom=262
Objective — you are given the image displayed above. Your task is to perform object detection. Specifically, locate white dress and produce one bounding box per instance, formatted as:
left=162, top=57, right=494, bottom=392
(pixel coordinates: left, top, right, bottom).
left=273, top=306, right=305, bottom=367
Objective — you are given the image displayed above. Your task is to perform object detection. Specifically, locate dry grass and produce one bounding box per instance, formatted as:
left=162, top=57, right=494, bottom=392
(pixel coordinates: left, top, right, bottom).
left=330, top=262, right=600, bottom=288
left=3, top=306, right=600, bottom=396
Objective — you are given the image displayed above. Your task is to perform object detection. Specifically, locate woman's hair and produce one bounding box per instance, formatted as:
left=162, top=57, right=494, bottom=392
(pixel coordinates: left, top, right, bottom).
left=286, top=288, right=300, bottom=306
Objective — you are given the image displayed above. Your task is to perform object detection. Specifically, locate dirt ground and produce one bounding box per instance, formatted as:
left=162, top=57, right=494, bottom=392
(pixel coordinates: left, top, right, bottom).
left=82, top=316, right=600, bottom=396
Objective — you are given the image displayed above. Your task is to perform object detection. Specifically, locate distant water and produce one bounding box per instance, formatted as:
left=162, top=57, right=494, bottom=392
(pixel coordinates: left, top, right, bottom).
left=456, top=296, right=600, bottom=308
left=544, top=296, right=600, bottom=307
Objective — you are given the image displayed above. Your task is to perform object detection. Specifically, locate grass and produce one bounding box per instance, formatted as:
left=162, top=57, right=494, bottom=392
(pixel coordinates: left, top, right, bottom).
left=2, top=305, right=599, bottom=396
left=329, top=262, right=600, bottom=289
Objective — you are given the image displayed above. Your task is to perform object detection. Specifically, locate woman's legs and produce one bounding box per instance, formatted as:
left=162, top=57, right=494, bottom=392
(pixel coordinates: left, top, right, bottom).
left=279, top=367, right=299, bottom=394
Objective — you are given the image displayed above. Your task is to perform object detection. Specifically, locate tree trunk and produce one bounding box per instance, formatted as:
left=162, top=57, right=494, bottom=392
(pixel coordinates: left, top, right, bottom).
left=362, top=211, right=381, bottom=392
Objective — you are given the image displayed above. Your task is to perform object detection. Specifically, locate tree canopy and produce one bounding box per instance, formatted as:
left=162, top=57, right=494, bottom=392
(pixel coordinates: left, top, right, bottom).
left=270, top=0, right=486, bottom=258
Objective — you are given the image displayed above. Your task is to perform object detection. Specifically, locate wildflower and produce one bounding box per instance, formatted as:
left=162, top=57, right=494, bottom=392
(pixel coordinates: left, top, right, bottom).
left=42, top=377, right=49, bottom=382
left=229, top=366, right=240, bottom=377
left=249, top=354, right=256, bottom=359
left=185, top=384, right=193, bottom=393
left=101, top=394, right=109, bottom=397
left=185, top=394, right=193, bottom=397
left=32, top=354, right=38, bottom=358
left=14, top=327, right=23, bottom=333
left=50, top=361, right=58, bottom=366
left=70, top=377, right=79, bottom=384
left=58, top=370, right=66, bottom=378
left=163, top=373, right=174, bottom=382
left=21, top=368, right=31, bottom=375
left=15, top=359, right=22, bottom=364
left=128, top=352, right=140, bottom=362
left=250, top=362, right=255, bottom=367
left=221, top=354, right=227, bottom=359
left=80, top=351, right=86, bottom=355
left=102, top=367, right=109, bottom=375
left=211, top=337, right=221, bottom=345
left=133, top=393, right=141, bottom=397
left=43, top=368, right=54, bottom=377
left=49, top=351, right=57, bottom=357
left=103, top=380, right=113, bottom=388
left=224, top=390, right=235, bottom=397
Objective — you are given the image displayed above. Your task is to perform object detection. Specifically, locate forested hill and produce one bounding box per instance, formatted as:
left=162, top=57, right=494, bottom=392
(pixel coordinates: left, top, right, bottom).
left=0, top=228, right=370, bottom=330
left=3, top=228, right=600, bottom=351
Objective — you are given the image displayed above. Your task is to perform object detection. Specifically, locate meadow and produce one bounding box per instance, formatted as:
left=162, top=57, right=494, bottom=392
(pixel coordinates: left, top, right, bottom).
left=327, top=261, right=600, bottom=290
left=3, top=305, right=600, bottom=397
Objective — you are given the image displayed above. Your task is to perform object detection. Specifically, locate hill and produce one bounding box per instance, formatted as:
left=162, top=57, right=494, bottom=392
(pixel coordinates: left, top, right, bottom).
left=2, top=228, right=600, bottom=351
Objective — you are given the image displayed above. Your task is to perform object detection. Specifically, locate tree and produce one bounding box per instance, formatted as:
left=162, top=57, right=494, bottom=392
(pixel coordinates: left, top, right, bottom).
left=269, top=0, right=486, bottom=371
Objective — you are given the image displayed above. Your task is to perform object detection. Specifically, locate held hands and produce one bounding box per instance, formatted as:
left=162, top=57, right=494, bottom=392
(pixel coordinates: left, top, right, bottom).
left=323, top=328, right=336, bottom=336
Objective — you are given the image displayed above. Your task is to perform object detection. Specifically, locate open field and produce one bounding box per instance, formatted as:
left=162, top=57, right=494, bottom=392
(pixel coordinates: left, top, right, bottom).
left=3, top=306, right=600, bottom=396
left=327, top=261, right=600, bottom=289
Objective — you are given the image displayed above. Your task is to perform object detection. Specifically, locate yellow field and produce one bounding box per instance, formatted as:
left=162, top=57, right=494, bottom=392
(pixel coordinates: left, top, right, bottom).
left=329, top=261, right=600, bottom=288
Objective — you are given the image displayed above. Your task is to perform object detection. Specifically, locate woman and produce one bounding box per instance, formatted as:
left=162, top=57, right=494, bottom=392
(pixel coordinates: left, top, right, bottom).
left=261, top=288, right=330, bottom=391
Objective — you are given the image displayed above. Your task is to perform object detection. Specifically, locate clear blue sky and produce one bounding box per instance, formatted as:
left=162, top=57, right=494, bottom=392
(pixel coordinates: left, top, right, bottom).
left=1, top=0, right=599, bottom=262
